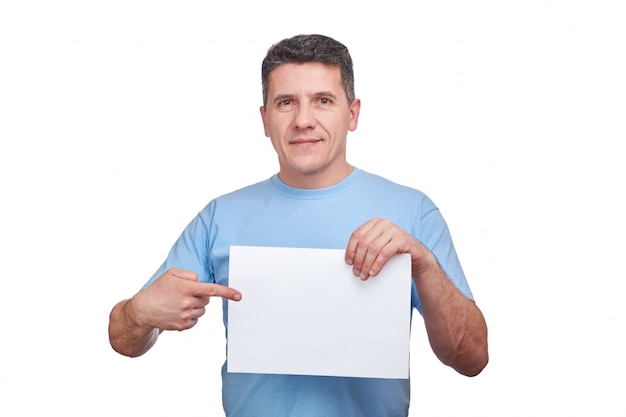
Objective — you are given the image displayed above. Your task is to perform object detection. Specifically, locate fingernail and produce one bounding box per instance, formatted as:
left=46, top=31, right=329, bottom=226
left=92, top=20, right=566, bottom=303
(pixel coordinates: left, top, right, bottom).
left=233, top=294, right=242, bottom=301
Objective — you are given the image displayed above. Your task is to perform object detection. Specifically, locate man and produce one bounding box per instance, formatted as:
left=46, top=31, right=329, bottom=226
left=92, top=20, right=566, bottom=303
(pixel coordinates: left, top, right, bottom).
left=109, top=34, right=488, bottom=416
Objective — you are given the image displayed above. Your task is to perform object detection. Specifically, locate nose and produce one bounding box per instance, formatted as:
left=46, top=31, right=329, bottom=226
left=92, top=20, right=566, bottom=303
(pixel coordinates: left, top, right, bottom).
left=293, top=104, right=315, bottom=130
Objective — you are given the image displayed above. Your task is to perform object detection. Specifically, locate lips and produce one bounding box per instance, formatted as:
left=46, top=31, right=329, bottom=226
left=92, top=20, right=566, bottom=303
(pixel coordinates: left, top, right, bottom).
left=290, top=138, right=322, bottom=144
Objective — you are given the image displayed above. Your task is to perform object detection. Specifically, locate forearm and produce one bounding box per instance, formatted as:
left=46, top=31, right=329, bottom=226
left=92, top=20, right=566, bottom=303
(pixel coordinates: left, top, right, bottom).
left=413, top=253, right=489, bottom=376
left=344, top=217, right=488, bottom=374
left=108, top=298, right=160, bottom=358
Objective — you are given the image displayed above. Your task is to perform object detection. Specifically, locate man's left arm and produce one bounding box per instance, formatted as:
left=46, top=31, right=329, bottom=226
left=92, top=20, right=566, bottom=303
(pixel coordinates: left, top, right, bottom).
left=345, top=217, right=488, bottom=377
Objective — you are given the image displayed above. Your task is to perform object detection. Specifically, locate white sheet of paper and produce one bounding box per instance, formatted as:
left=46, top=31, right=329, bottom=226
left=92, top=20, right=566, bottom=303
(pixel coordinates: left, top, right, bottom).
left=227, top=245, right=412, bottom=379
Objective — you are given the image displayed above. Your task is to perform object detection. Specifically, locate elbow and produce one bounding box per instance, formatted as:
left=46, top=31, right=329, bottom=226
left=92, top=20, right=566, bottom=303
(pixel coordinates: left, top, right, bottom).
left=108, top=303, right=157, bottom=358
left=452, top=308, right=489, bottom=377
left=108, top=327, right=137, bottom=358
left=435, top=330, right=489, bottom=377
left=448, top=337, right=489, bottom=377
left=107, top=297, right=161, bottom=358
left=454, top=349, right=489, bottom=377
left=108, top=325, right=159, bottom=358
left=109, top=336, right=140, bottom=358
left=435, top=346, right=489, bottom=377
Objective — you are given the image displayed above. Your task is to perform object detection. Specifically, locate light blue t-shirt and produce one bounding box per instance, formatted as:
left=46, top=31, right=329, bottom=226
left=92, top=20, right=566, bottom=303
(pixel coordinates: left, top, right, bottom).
left=145, top=168, right=472, bottom=417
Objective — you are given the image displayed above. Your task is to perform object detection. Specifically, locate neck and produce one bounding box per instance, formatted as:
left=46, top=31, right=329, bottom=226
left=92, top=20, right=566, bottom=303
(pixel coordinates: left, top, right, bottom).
left=278, top=164, right=354, bottom=189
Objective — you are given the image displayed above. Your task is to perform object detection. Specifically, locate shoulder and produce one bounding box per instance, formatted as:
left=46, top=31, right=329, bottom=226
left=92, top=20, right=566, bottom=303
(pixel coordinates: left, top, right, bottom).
left=357, top=169, right=434, bottom=203
left=193, top=177, right=276, bottom=222
left=218, top=177, right=274, bottom=200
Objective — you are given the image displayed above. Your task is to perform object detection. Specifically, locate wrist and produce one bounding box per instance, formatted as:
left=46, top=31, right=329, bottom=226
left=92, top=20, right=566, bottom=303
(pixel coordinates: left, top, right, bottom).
left=125, top=295, right=153, bottom=330
left=411, top=247, right=439, bottom=280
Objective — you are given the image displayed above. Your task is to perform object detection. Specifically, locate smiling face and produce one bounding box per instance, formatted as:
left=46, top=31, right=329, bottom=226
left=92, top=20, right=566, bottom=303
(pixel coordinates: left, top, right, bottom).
left=260, top=62, right=361, bottom=188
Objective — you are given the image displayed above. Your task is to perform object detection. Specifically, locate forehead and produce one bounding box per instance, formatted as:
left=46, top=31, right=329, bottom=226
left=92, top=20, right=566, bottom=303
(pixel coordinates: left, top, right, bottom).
left=267, top=62, right=343, bottom=96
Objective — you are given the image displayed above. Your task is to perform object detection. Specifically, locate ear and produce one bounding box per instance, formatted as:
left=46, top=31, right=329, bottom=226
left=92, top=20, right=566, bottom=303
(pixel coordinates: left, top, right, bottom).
left=348, top=99, right=361, bottom=132
left=260, top=106, right=270, bottom=137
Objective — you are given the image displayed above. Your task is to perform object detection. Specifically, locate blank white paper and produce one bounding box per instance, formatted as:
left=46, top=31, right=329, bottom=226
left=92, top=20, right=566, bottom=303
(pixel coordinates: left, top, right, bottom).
left=227, top=245, right=412, bottom=379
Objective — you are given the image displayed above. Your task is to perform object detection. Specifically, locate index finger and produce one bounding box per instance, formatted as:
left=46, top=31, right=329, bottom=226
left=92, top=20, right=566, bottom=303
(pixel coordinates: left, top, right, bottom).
left=345, top=218, right=378, bottom=265
left=192, top=282, right=242, bottom=301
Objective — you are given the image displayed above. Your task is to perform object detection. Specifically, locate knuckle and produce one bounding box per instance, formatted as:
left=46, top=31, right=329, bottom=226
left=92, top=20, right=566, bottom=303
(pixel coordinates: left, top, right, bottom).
left=350, top=229, right=363, bottom=240
left=379, top=245, right=394, bottom=259
left=367, top=241, right=380, bottom=252
left=174, top=322, right=188, bottom=331
left=207, top=285, right=218, bottom=297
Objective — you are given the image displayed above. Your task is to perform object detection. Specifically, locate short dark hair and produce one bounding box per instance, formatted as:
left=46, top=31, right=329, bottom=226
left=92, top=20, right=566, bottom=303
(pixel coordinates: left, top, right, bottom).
left=261, top=34, right=355, bottom=106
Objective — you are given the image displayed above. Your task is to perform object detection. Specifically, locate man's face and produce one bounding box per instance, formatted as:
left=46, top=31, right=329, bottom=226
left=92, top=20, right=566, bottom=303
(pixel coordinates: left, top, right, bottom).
left=260, top=62, right=360, bottom=188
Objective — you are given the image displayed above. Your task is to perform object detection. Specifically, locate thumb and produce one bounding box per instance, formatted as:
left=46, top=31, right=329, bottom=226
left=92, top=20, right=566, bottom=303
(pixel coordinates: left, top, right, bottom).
left=170, top=268, right=199, bottom=282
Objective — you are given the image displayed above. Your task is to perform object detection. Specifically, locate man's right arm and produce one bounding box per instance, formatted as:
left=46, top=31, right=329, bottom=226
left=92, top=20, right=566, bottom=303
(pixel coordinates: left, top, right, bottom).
left=108, top=268, right=242, bottom=357
left=109, top=297, right=160, bottom=357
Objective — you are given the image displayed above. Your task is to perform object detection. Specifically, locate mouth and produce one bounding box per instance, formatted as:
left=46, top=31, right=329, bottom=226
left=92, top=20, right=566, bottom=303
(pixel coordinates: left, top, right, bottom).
left=290, top=138, right=323, bottom=146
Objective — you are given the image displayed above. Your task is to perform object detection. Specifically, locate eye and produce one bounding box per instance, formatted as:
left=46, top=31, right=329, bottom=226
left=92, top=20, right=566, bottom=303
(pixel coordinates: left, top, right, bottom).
left=279, top=99, right=292, bottom=106
left=319, top=97, right=331, bottom=104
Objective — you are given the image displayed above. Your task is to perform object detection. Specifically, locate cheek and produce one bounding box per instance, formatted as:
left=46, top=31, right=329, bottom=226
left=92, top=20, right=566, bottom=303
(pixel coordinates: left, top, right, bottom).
left=264, top=115, right=290, bottom=136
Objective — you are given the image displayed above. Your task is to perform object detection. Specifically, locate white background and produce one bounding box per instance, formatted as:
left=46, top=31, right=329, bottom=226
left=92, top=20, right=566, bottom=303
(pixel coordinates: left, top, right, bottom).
left=1, top=1, right=625, bottom=415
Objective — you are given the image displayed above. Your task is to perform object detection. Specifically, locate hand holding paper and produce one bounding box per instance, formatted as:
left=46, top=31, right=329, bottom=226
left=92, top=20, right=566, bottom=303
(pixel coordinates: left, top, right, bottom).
left=346, top=217, right=422, bottom=281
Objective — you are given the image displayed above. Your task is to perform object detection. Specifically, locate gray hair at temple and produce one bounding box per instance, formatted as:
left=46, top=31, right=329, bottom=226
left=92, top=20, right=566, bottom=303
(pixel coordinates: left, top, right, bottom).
left=261, top=34, right=356, bottom=107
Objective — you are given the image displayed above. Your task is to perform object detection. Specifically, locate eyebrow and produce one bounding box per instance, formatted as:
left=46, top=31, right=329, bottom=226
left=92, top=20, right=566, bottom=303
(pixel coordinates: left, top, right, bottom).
left=271, top=91, right=339, bottom=103
left=272, top=94, right=294, bottom=103
left=313, top=91, right=337, bottom=98
left=312, top=91, right=339, bottom=101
